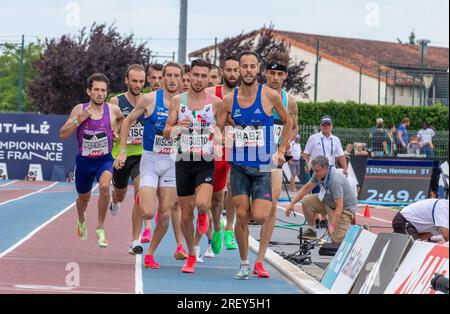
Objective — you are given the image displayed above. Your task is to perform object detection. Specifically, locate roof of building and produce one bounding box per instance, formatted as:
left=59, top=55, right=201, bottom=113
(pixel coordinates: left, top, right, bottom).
left=189, top=29, right=449, bottom=86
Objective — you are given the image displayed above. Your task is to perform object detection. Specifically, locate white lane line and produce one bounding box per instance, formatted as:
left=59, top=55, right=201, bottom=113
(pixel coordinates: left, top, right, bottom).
left=135, top=254, right=143, bottom=294
left=0, top=184, right=99, bottom=259
left=278, top=204, right=392, bottom=224
left=0, top=182, right=58, bottom=207
left=0, top=180, right=18, bottom=188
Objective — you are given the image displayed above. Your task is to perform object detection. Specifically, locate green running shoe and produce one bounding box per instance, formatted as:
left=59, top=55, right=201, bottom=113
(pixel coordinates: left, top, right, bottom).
left=211, top=231, right=223, bottom=255
left=96, top=229, right=109, bottom=248
left=224, top=231, right=237, bottom=250
left=77, top=216, right=88, bottom=241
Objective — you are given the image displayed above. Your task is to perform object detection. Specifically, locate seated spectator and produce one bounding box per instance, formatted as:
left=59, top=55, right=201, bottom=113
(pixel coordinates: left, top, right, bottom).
left=354, top=143, right=369, bottom=156
left=407, top=136, right=421, bottom=155
left=345, top=144, right=354, bottom=156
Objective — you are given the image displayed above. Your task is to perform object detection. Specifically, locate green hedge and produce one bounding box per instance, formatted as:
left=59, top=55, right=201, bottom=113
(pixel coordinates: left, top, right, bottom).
left=298, top=101, right=449, bottom=131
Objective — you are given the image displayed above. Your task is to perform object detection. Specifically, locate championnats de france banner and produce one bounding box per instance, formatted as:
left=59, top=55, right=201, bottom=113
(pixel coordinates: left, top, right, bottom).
left=0, top=113, right=77, bottom=181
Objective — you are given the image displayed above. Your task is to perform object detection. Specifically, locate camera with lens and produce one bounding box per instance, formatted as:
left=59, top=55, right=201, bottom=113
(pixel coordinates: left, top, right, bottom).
left=431, top=273, right=449, bottom=294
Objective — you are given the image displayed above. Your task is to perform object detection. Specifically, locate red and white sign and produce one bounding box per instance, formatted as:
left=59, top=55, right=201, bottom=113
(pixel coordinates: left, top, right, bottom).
left=385, top=242, right=449, bottom=294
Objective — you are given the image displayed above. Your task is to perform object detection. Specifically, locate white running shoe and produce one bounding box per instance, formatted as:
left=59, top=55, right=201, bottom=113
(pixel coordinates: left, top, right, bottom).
left=128, top=240, right=144, bottom=255
left=204, top=245, right=216, bottom=258
left=195, top=246, right=204, bottom=263
left=109, top=201, right=120, bottom=217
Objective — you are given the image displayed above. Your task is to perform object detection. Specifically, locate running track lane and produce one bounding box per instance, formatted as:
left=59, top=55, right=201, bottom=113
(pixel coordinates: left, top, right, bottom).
left=140, top=220, right=302, bottom=294
left=0, top=181, right=55, bottom=204
left=0, top=182, right=136, bottom=294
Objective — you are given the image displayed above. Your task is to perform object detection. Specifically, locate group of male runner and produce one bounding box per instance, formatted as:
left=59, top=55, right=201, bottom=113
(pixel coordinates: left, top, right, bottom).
left=60, top=50, right=299, bottom=280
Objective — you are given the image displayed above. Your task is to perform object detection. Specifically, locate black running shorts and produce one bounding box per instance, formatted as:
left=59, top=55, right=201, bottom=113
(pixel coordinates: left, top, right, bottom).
left=113, top=155, right=141, bottom=189
left=176, top=160, right=215, bottom=197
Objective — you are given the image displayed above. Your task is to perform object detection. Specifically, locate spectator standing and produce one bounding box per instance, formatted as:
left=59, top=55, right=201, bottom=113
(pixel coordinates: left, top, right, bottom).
left=417, top=122, right=436, bottom=158
left=386, top=124, right=397, bottom=157
left=288, top=135, right=302, bottom=192
left=397, top=117, right=410, bottom=154
left=370, top=118, right=388, bottom=157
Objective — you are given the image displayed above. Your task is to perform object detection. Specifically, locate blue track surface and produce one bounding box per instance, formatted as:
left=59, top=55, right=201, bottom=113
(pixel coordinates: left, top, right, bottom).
left=141, top=221, right=302, bottom=294
left=0, top=182, right=78, bottom=253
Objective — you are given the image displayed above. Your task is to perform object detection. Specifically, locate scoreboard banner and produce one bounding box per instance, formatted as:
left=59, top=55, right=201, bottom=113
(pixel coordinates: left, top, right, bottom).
left=360, top=159, right=436, bottom=204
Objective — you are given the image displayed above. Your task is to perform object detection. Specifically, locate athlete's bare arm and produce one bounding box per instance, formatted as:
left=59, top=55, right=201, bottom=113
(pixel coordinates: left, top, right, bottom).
left=109, top=104, right=125, bottom=141
left=221, top=93, right=235, bottom=149
left=288, top=94, right=299, bottom=145
left=163, top=96, right=190, bottom=139
left=60, top=104, right=90, bottom=140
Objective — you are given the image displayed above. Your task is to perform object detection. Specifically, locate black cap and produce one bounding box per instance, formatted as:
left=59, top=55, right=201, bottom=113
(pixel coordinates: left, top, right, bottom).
left=320, top=116, right=333, bottom=125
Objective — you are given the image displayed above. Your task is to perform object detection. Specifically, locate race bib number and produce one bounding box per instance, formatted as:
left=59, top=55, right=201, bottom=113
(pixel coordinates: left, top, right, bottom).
left=153, top=135, right=177, bottom=155
left=127, top=124, right=144, bottom=145
left=235, top=127, right=265, bottom=148
left=180, top=132, right=213, bottom=155
left=82, top=132, right=109, bottom=157
left=274, top=124, right=283, bottom=145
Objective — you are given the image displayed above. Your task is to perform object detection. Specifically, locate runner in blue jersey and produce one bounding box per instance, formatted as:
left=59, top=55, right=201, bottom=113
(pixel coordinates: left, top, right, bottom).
left=221, top=51, right=292, bottom=280
left=115, top=63, right=188, bottom=269
left=60, top=73, right=124, bottom=248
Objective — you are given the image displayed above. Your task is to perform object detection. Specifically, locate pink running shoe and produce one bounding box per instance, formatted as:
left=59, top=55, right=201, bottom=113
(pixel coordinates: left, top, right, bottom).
left=144, top=255, right=160, bottom=269
left=182, top=256, right=197, bottom=273
left=174, top=244, right=188, bottom=261
left=141, top=228, right=151, bottom=244
left=196, top=213, right=209, bottom=235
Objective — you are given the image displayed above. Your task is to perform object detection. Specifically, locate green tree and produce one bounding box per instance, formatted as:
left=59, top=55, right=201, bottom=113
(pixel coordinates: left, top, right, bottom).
left=0, top=42, right=43, bottom=112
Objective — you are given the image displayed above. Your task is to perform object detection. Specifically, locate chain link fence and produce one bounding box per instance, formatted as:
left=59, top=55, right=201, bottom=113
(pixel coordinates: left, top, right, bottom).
left=298, top=125, right=449, bottom=160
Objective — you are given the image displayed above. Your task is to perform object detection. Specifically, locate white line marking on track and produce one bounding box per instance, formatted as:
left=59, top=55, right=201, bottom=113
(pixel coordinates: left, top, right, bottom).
left=0, top=180, right=18, bottom=188
left=0, top=184, right=99, bottom=259
left=135, top=254, right=143, bottom=294
left=14, top=284, right=75, bottom=291
left=0, top=182, right=58, bottom=207
left=278, top=204, right=393, bottom=224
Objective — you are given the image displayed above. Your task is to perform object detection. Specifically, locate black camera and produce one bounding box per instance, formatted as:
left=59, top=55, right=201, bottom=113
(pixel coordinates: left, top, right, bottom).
left=431, top=273, right=449, bottom=294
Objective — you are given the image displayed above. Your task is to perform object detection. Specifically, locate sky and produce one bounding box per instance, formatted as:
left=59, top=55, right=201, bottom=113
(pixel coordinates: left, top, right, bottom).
left=0, top=0, right=448, bottom=62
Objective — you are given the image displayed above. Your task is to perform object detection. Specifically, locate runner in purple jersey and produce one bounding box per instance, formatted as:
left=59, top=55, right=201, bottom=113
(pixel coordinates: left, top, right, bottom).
left=60, top=73, right=124, bottom=248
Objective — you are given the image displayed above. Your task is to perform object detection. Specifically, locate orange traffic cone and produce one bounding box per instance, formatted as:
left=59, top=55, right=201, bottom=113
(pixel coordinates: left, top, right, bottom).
left=363, top=205, right=371, bottom=218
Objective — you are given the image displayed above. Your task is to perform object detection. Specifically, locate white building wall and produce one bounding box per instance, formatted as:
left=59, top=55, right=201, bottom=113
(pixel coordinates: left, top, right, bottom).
left=193, top=45, right=420, bottom=106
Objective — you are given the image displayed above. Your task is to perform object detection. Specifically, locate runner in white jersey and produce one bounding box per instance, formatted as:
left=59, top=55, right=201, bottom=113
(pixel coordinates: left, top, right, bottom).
left=116, top=62, right=188, bottom=269
left=164, top=59, right=226, bottom=274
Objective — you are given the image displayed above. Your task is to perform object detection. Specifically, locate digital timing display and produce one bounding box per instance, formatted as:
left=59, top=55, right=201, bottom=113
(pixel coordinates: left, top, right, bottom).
left=360, top=159, right=434, bottom=204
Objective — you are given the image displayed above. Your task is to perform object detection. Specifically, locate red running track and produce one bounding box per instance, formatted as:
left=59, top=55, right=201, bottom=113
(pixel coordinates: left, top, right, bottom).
left=0, top=181, right=55, bottom=203
left=0, top=191, right=138, bottom=294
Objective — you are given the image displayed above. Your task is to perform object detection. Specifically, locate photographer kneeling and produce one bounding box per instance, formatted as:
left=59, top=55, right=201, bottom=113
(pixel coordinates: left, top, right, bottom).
left=285, top=156, right=357, bottom=244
